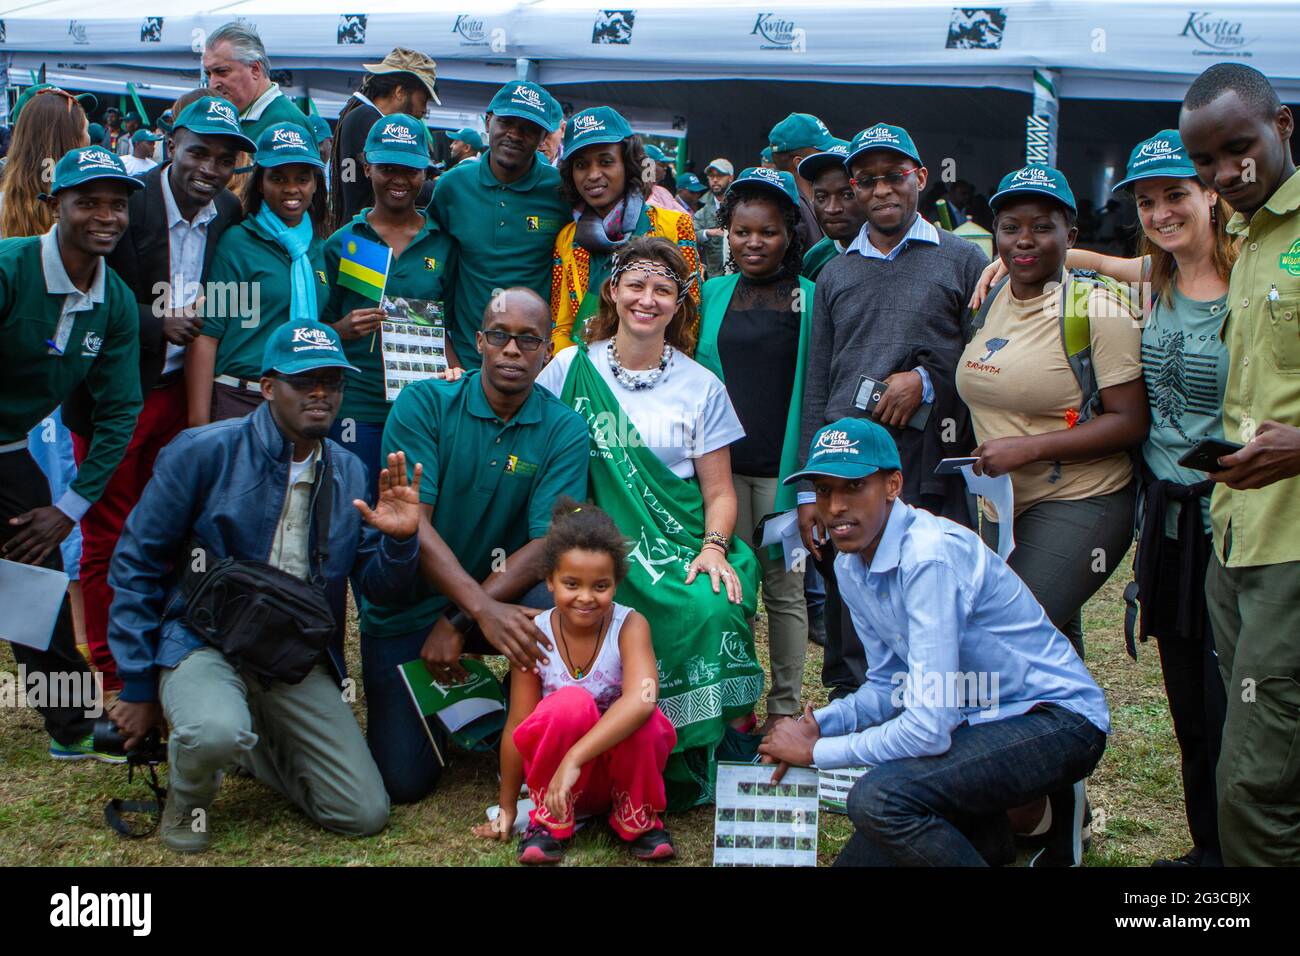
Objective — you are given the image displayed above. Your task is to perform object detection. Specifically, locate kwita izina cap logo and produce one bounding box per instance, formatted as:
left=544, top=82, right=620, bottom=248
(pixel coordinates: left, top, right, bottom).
left=1280, top=239, right=1300, bottom=276
left=78, top=149, right=121, bottom=171
left=1138, top=138, right=1178, bottom=160
left=813, top=428, right=860, bottom=456
left=272, top=127, right=309, bottom=150
left=1012, top=166, right=1054, bottom=186
left=511, top=84, right=545, bottom=111
left=572, top=113, right=604, bottom=134
left=827, top=143, right=850, bottom=156
left=752, top=167, right=783, bottom=184
left=861, top=126, right=901, bottom=146
left=381, top=121, right=418, bottom=145
left=208, top=100, right=238, bottom=126
left=291, top=326, right=337, bottom=351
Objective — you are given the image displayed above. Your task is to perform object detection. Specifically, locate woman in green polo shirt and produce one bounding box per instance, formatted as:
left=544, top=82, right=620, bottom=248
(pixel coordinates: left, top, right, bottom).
left=187, top=121, right=329, bottom=424
left=322, top=113, right=458, bottom=500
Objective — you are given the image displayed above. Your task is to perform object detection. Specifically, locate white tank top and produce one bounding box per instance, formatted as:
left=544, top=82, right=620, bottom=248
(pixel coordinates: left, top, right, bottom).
left=536, top=602, right=633, bottom=713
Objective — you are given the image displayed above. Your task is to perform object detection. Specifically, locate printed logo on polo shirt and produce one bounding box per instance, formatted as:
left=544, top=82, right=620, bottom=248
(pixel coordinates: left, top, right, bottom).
left=271, top=127, right=309, bottom=151
left=966, top=336, right=1009, bottom=374
left=424, top=257, right=438, bottom=270
left=511, top=84, right=545, bottom=113
left=572, top=113, right=605, bottom=135
left=81, top=332, right=102, bottom=357
left=381, top=122, right=419, bottom=146
left=316, top=270, right=327, bottom=285
left=1280, top=238, right=1300, bottom=276
left=290, top=326, right=337, bottom=352
left=504, top=454, right=538, bottom=476
left=207, top=100, right=239, bottom=127
left=526, top=215, right=540, bottom=230
left=812, top=428, right=859, bottom=459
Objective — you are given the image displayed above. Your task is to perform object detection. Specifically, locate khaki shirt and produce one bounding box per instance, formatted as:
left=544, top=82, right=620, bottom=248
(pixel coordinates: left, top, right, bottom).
left=269, top=447, right=319, bottom=581
left=1213, top=168, right=1300, bottom=567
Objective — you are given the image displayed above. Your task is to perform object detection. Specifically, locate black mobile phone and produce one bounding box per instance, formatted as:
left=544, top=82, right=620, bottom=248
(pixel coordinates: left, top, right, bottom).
left=1177, top=437, right=1245, bottom=472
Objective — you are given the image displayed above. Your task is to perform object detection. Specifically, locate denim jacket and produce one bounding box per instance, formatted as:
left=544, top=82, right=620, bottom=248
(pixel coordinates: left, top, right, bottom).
left=108, top=403, right=420, bottom=702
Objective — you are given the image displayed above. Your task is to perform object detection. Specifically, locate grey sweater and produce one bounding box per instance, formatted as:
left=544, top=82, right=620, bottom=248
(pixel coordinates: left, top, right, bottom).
left=800, top=228, right=986, bottom=516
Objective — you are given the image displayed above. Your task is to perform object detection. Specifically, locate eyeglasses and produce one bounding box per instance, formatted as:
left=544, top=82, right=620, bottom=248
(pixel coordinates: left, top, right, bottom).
left=849, top=168, right=920, bottom=191
left=276, top=372, right=344, bottom=393
left=481, top=329, right=545, bottom=352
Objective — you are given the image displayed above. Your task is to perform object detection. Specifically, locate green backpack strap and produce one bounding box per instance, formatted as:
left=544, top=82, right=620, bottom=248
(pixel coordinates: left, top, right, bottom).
left=964, top=275, right=1010, bottom=345
left=1060, top=268, right=1134, bottom=426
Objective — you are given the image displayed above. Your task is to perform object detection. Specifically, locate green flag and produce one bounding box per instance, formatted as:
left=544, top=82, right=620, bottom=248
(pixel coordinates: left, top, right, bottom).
left=559, top=347, right=764, bottom=810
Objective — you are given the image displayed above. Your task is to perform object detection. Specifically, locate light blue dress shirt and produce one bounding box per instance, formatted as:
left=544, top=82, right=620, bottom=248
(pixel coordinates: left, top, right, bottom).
left=811, top=499, right=1110, bottom=769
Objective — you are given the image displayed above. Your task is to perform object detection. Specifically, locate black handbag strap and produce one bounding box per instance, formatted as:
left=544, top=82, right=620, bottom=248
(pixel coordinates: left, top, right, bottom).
left=311, top=452, right=332, bottom=582
left=104, top=764, right=168, bottom=839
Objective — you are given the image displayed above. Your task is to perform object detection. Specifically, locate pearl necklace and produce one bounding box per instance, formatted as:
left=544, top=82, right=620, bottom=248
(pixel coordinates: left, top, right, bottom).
left=608, top=337, right=672, bottom=391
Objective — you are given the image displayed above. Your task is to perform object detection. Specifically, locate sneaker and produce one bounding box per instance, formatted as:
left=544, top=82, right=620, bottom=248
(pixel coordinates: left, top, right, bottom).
left=808, top=609, right=826, bottom=648
left=48, top=734, right=127, bottom=764
left=1152, top=847, right=1222, bottom=867
left=1027, top=780, right=1086, bottom=867
left=628, top=827, right=676, bottom=862
left=517, top=822, right=568, bottom=864
left=160, top=793, right=211, bottom=854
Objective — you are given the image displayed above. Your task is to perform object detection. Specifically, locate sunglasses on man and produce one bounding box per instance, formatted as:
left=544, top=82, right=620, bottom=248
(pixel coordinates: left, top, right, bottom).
left=275, top=371, right=345, bottom=393
left=849, top=168, right=920, bottom=191
left=480, top=329, right=545, bottom=352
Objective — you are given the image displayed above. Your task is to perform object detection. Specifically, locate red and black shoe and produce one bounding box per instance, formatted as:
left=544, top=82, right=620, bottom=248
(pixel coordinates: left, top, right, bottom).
left=517, top=822, right=568, bottom=865
left=628, top=827, right=676, bottom=862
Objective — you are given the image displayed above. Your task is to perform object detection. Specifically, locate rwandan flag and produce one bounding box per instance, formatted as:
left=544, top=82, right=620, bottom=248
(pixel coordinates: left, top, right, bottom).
left=338, top=233, right=391, bottom=301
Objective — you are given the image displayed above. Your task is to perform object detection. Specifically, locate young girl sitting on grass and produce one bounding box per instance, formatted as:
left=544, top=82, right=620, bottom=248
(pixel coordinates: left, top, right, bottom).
left=472, top=498, right=677, bottom=864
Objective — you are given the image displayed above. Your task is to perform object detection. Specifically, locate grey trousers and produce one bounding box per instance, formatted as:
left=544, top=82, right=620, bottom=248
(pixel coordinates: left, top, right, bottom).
left=980, top=483, right=1136, bottom=655
left=159, top=647, right=389, bottom=836
left=733, top=473, right=807, bottom=716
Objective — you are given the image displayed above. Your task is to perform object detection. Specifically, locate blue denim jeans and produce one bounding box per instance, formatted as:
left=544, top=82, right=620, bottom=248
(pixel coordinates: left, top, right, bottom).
left=360, top=581, right=555, bottom=804
left=834, top=704, right=1106, bottom=866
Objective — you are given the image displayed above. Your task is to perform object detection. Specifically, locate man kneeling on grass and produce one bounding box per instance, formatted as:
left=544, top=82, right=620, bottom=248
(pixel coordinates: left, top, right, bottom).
left=107, top=320, right=427, bottom=853
left=759, top=418, right=1111, bottom=866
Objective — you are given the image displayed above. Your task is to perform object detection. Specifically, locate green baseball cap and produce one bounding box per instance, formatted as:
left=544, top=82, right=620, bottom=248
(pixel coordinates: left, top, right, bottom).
left=131, top=129, right=164, bottom=145
left=797, top=138, right=852, bottom=182
left=87, top=123, right=107, bottom=144
left=563, top=106, right=633, bottom=155
left=678, top=172, right=707, bottom=193
left=11, top=84, right=97, bottom=123
left=768, top=113, right=836, bottom=153
left=991, top=163, right=1076, bottom=214
left=172, top=96, right=257, bottom=153
left=845, top=124, right=922, bottom=168
left=1112, top=130, right=1197, bottom=193
left=364, top=114, right=431, bottom=169
left=253, top=122, right=325, bottom=170
left=308, top=114, right=333, bottom=146
left=644, top=143, right=669, bottom=164
left=726, top=166, right=799, bottom=205
left=760, top=146, right=773, bottom=164
left=487, top=81, right=561, bottom=134
left=44, top=146, right=144, bottom=199
left=784, top=418, right=902, bottom=485
left=262, top=320, right=360, bottom=376
left=450, top=128, right=484, bottom=151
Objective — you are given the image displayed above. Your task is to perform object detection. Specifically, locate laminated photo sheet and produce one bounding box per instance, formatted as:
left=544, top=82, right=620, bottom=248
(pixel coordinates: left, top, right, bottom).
left=818, top=766, right=871, bottom=814
left=379, top=296, right=448, bottom=402
left=713, top=762, right=819, bottom=867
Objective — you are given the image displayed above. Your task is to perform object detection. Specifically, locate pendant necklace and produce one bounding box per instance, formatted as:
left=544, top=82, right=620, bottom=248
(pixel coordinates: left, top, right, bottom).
left=556, top=608, right=609, bottom=678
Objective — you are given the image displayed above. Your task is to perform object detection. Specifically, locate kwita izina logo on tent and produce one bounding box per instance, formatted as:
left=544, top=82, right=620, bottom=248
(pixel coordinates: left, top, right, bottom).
left=1181, top=11, right=1255, bottom=55
left=593, top=10, right=636, bottom=45
left=68, top=20, right=90, bottom=45
left=140, top=17, right=164, bottom=43
left=337, top=14, right=367, bottom=45
left=751, top=13, right=805, bottom=51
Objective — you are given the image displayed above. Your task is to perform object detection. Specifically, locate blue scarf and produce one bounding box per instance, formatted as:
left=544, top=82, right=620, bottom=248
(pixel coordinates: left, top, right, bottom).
left=254, top=205, right=318, bottom=322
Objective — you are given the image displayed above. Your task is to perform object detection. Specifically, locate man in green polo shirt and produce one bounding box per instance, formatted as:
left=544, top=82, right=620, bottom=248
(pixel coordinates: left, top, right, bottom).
left=1181, top=63, right=1300, bottom=866
left=357, top=287, right=587, bottom=803
left=0, top=146, right=142, bottom=761
left=430, top=81, right=569, bottom=371
left=323, top=112, right=457, bottom=501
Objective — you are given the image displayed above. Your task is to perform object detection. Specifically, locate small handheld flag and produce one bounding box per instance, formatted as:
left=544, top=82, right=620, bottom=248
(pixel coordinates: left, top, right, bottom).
left=338, top=234, right=392, bottom=302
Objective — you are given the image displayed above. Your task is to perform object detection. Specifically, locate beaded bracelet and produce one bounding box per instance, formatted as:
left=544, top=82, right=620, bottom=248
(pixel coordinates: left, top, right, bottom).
left=702, top=531, right=729, bottom=551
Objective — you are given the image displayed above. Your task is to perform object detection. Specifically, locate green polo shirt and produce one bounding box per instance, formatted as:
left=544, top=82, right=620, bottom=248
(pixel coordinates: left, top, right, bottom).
left=801, top=236, right=841, bottom=280
left=322, top=209, right=457, bottom=423
left=430, top=150, right=569, bottom=370
left=360, top=371, right=589, bottom=637
left=201, top=218, right=328, bottom=380
left=1212, top=167, right=1300, bottom=567
left=240, top=87, right=314, bottom=145
left=0, top=231, right=141, bottom=510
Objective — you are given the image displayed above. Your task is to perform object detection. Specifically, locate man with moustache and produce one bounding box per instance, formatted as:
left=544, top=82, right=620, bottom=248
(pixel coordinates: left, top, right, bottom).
left=694, top=158, right=735, bottom=278
left=798, top=139, right=866, bottom=280
left=430, top=82, right=568, bottom=370
left=1180, top=63, right=1300, bottom=866
left=62, top=95, right=251, bottom=696
left=0, top=147, right=142, bottom=761
left=798, top=123, right=985, bottom=698
left=107, top=319, right=423, bottom=852
left=358, top=288, right=589, bottom=804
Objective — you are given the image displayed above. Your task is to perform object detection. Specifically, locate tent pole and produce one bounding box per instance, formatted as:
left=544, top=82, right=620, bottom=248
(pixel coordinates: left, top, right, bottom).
left=516, top=58, right=538, bottom=82
left=1025, top=68, right=1059, bottom=167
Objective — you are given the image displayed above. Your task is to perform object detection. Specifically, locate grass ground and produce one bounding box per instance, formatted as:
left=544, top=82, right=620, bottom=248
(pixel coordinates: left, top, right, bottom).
left=0, top=555, right=1188, bottom=866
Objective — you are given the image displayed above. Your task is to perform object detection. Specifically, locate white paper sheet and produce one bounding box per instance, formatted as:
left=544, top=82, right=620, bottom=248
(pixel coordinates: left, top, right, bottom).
left=759, top=509, right=811, bottom=572
left=959, top=465, right=1016, bottom=559
left=713, top=762, right=820, bottom=867
left=0, top=558, right=68, bottom=651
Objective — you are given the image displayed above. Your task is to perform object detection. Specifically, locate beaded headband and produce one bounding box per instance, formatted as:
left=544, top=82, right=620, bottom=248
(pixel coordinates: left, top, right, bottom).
left=609, top=253, right=697, bottom=303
